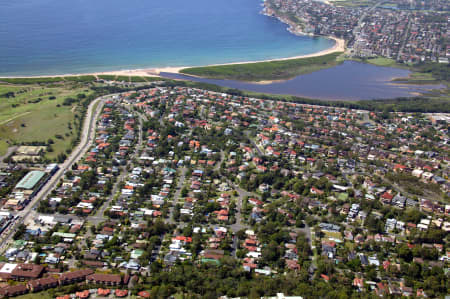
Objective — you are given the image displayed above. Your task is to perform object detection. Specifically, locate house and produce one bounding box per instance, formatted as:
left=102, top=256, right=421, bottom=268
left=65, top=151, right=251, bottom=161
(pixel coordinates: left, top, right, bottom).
left=353, top=277, right=364, bottom=290
left=380, top=192, right=394, bottom=204
left=310, top=187, right=324, bottom=195
left=75, top=290, right=90, bottom=299
left=319, top=223, right=340, bottom=232
left=285, top=259, right=300, bottom=270
left=248, top=198, right=263, bottom=206
left=393, top=164, right=406, bottom=172
left=97, top=289, right=111, bottom=296
left=0, top=284, right=29, bottom=298
left=359, top=254, right=369, bottom=266
left=10, top=264, right=44, bottom=281
left=422, top=172, right=434, bottom=181
left=28, top=276, right=59, bottom=292
left=59, top=269, right=94, bottom=285
left=392, top=194, right=406, bottom=208
left=138, top=291, right=151, bottom=298
left=86, top=273, right=122, bottom=286
left=115, top=289, right=128, bottom=297
left=368, top=256, right=380, bottom=266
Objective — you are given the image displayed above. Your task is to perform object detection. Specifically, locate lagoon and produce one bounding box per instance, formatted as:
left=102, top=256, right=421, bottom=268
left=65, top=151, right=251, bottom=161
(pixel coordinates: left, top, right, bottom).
left=161, top=61, right=445, bottom=101
left=0, top=0, right=334, bottom=76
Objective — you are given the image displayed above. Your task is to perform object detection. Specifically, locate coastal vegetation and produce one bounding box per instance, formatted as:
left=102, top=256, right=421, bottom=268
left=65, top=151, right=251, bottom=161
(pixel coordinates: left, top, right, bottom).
left=98, top=74, right=163, bottom=83
left=0, top=76, right=98, bottom=84
left=414, top=62, right=450, bottom=83
left=352, top=58, right=450, bottom=85
left=115, top=75, right=160, bottom=82
left=180, top=52, right=343, bottom=82
left=392, top=72, right=440, bottom=85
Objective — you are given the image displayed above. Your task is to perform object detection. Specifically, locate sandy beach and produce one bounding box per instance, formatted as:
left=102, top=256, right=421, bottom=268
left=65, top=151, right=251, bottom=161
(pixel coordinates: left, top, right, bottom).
left=151, top=36, right=345, bottom=75
left=1, top=36, right=345, bottom=79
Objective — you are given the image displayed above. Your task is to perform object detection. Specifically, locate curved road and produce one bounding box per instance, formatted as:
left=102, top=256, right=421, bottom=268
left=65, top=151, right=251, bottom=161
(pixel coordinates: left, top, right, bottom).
left=0, top=93, right=115, bottom=253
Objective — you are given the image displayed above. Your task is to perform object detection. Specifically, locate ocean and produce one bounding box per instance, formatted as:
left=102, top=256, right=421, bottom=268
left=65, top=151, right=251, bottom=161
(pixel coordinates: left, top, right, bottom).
left=0, top=0, right=334, bottom=76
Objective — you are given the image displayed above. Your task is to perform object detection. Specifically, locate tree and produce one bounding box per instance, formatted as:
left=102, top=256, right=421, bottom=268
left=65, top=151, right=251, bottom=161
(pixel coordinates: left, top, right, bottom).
left=365, top=215, right=383, bottom=234
left=397, top=244, right=413, bottom=262
left=296, top=233, right=312, bottom=257
left=262, top=241, right=280, bottom=264
left=236, top=229, right=246, bottom=240
left=346, top=258, right=361, bottom=272
left=366, top=267, right=378, bottom=281
left=13, top=224, right=26, bottom=240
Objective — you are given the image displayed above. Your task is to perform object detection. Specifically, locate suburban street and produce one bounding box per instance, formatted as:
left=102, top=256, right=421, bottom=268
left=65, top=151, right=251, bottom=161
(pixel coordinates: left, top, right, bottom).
left=0, top=82, right=446, bottom=298
left=88, top=106, right=146, bottom=225
left=0, top=94, right=111, bottom=253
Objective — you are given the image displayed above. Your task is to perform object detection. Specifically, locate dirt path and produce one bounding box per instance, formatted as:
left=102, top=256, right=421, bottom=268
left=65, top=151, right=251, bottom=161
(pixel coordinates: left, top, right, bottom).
left=0, top=111, right=31, bottom=125
left=0, top=146, right=17, bottom=162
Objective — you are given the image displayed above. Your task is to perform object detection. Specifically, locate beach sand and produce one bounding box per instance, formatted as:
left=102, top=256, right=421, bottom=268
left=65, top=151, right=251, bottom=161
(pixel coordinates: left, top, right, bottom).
left=1, top=37, right=345, bottom=79
left=150, top=36, right=345, bottom=75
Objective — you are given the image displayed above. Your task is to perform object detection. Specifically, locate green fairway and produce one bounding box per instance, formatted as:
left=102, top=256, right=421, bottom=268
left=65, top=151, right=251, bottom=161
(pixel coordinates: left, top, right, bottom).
left=180, top=52, right=344, bottom=82
left=0, top=75, right=164, bottom=161
left=0, top=82, right=94, bottom=160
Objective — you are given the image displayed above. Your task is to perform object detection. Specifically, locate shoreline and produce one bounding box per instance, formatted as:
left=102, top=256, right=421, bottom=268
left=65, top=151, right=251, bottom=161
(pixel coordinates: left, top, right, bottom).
left=0, top=38, right=345, bottom=79
left=0, top=0, right=346, bottom=80
left=153, top=36, right=345, bottom=75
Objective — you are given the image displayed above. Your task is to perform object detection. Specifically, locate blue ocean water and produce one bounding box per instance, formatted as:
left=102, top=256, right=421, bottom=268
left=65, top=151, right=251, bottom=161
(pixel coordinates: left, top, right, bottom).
left=0, top=0, right=334, bottom=76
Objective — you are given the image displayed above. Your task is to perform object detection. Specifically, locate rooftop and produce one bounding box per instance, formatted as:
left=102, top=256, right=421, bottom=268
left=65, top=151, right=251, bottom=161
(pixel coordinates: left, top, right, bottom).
left=15, top=170, right=46, bottom=190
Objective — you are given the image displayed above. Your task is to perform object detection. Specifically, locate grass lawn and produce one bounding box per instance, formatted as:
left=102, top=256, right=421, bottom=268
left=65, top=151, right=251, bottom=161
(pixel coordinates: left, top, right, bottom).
left=347, top=57, right=407, bottom=69
left=364, top=57, right=401, bottom=67
left=323, top=231, right=343, bottom=241
left=0, top=141, right=9, bottom=157
left=180, top=52, right=343, bottom=82
left=344, top=241, right=355, bottom=251
left=0, top=82, right=94, bottom=159
left=15, top=291, right=54, bottom=299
